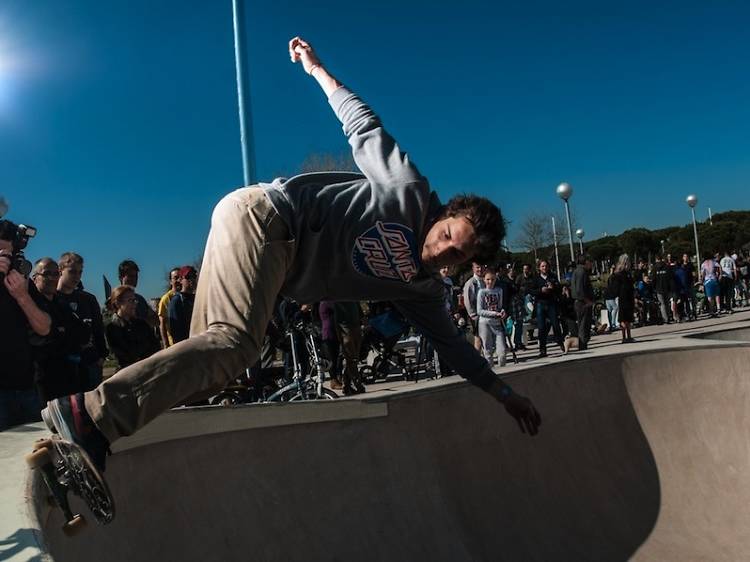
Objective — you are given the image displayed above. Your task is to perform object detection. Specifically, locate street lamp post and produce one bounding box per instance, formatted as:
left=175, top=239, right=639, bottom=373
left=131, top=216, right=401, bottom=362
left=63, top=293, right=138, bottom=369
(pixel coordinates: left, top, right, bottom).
left=686, top=195, right=701, bottom=268
left=232, top=0, right=257, bottom=186
left=575, top=228, right=584, bottom=256
left=556, top=182, right=575, bottom=263
left=660, top=239, right=665, bottom=256
left=551, top=216, right=561, bottom=279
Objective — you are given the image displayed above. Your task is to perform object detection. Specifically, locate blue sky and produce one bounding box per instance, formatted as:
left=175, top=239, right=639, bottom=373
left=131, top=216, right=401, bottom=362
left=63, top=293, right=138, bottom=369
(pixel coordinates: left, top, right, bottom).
left=0, top=0, right=748, bottom=302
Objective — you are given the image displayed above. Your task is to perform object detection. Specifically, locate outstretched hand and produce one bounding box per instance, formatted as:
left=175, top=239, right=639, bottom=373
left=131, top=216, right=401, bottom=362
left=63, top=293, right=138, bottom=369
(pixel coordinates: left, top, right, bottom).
left=502, top=392, right=541, bottom=435
left=289, top=36, right=321, bottom=74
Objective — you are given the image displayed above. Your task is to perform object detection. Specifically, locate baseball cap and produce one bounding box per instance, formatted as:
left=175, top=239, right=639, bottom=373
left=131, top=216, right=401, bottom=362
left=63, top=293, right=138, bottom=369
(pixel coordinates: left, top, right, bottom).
left=179, top=265, right=197, bottom=278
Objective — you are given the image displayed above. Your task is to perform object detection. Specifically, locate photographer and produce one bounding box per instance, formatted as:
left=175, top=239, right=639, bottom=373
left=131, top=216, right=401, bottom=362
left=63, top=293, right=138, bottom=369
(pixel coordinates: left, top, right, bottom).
left=0, top=220, right=51, bottom=431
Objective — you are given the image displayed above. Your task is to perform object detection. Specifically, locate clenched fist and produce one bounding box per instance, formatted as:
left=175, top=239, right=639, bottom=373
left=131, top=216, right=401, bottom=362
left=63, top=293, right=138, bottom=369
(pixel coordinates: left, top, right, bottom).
left=289, top=36, right=321, bottom=75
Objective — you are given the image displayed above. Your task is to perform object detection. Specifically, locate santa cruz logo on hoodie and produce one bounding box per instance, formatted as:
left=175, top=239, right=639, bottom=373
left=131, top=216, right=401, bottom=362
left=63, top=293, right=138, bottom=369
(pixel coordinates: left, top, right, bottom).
left=352, top=221, right=419, bottom=282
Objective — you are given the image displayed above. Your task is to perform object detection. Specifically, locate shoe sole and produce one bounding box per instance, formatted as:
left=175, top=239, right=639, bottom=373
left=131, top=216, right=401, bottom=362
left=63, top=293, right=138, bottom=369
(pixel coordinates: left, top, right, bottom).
left=44, top=399, right=75, bottom=442
left=41, top=406, right=57, bottom=434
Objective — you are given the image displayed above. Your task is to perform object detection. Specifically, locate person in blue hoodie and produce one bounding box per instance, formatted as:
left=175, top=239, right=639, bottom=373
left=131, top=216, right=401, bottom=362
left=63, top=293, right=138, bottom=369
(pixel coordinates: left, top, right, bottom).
left=42, top=37, right=541, bottom=470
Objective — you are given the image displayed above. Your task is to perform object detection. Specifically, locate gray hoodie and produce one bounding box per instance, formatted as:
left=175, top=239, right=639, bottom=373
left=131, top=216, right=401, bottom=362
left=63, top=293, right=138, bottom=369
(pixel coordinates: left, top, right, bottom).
left=261, top=87, right=495, bottom=391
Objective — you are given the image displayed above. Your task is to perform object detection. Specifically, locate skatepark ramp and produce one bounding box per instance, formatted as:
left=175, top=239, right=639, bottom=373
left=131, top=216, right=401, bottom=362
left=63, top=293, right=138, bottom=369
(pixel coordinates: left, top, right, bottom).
left=17, top=343, right=750, bottom=561
left=686, top=325, right=750, bottom=342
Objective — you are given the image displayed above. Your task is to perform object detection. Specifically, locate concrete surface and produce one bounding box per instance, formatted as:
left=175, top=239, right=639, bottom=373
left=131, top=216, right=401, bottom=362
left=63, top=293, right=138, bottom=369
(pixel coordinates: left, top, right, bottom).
left=0, top=424, right=48, bottom=562
left=2, top=311, right=750, bottom=561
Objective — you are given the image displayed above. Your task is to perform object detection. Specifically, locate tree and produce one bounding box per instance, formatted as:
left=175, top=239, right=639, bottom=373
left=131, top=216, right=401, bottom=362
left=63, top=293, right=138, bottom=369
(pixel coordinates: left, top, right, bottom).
left=619, top=228, right=658, bottom=261
left=299, top=151, right=358, bottom=173
left=506, top=207, right=750, bottom=267
left=547, top=210, right=579, bottom=252
left=699, top=221, right=739, bottom=256
left=515, top=213, right=550, bottom=261
left=588, top=243, right=619, bottom=262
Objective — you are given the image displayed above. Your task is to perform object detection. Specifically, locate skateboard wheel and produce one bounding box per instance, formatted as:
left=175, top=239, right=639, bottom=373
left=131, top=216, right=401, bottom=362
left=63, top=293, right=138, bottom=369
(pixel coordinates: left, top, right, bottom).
left=62, top=514, right=87, bottom=537
left=25, top=447, right=52, bottom=469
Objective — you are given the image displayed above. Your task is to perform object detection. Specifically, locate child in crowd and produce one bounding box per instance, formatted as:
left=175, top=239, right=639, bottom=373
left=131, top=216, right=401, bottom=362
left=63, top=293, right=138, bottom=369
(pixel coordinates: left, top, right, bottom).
left=476, top=268, right=507, bottom=367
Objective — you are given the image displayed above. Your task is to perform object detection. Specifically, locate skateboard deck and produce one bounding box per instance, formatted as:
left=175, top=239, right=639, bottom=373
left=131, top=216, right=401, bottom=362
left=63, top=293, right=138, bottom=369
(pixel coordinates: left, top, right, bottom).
left=26, top=436, right=115, bottom=536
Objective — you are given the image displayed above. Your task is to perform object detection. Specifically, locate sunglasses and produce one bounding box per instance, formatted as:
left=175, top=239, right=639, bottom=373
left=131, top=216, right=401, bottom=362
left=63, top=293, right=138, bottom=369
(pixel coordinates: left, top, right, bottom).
left=37, top=271, right=61, bottom=279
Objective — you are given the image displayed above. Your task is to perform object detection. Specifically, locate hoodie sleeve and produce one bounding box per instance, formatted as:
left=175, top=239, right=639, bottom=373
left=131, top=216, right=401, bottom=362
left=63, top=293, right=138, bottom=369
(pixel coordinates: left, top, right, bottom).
left=393, top=298, right=497, bottom=392
left=329, top=87, right=425, bottom=187
left=463, top=278, right=477, bottom=319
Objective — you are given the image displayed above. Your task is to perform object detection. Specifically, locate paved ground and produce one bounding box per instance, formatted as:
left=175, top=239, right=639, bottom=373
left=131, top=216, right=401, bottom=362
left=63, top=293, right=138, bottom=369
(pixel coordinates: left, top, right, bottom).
left=3, top=309, right=750, bottom=561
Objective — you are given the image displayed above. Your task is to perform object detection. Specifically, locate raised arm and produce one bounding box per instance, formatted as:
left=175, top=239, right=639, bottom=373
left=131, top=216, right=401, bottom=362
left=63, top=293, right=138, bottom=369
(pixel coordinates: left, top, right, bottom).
left=289, top=36, right=424, bottom=186
left=289, top=37, right=342, bottom=97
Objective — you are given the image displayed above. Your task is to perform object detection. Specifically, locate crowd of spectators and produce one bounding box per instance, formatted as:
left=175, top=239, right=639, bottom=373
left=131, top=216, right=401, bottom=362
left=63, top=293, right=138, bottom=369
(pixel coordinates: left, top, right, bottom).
left=447, top=249, right=749, bottom=367
left=0, top=239, right=202, bottom=430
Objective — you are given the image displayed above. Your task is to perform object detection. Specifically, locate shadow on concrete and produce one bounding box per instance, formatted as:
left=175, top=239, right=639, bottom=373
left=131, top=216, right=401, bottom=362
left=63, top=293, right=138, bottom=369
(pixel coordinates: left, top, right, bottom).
left=685, top=326, right=750, bottom=342
left=0, top=528, right=44, bottom=561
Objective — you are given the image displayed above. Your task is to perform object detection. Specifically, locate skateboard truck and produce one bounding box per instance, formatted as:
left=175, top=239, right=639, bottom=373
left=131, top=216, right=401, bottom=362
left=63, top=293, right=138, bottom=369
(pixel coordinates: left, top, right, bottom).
left=26, top=437, right=115, bottom=537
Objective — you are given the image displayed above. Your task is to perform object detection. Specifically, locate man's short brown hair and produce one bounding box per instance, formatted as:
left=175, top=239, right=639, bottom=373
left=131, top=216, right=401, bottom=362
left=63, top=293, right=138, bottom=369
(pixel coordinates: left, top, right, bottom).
left=59, top=252, right=83, bottom=270
left=440, top=194, right=505, bottom=264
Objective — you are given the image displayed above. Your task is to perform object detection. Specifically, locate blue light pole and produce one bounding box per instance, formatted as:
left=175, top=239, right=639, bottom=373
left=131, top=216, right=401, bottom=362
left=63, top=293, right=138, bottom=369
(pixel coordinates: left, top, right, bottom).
left=232, top=0, right=256, bottom=185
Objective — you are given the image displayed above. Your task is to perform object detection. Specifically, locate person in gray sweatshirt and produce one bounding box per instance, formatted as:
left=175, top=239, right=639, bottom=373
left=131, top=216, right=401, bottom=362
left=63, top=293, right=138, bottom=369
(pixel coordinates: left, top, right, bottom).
left=476, top=268, right=507, bottom=367
left=42, top=36, right=541, bottom=470
left=462, top=262, right=486, bottom=352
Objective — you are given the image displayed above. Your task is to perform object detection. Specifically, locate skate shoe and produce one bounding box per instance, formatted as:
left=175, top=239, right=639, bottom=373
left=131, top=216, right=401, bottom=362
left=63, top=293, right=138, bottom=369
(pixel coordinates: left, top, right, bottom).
left=41, top=393, right=110, bottom=471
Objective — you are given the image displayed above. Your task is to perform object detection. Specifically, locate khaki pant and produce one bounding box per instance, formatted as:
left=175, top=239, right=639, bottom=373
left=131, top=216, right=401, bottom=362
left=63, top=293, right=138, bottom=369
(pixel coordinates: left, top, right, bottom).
left=85, top=188, right=295, bottom=443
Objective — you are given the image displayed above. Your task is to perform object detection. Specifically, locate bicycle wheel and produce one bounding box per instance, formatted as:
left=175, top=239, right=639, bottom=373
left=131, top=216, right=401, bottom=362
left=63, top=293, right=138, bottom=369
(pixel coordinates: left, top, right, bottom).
left=210, top=391, right=242, bottom=406
left=288, top=387, right=338, bottom=401
left=319, top=388, right=339, bottom=400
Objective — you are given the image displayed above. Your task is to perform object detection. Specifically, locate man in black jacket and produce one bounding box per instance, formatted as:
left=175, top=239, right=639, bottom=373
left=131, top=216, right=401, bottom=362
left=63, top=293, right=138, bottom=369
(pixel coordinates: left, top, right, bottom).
left=530, top=260, right=565, bottom=357
left=654, top=256, right=675, bottom=324
left=57, top=252, right=108, bottom=390
left=570, top=255, right=594, bottom=350
left=0, top=221, right=52, bottom=430
left=32, top=258, right=92, bottom=402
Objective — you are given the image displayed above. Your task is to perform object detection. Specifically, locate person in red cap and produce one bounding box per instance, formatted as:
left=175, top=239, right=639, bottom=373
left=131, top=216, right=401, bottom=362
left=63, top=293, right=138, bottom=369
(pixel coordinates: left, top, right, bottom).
left=168, top=266, right=197, bottom=344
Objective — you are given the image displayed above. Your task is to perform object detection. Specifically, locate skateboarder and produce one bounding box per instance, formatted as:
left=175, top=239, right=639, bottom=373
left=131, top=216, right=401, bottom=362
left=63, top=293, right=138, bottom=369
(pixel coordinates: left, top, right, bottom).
left=42, top=37, right=541, bottom=470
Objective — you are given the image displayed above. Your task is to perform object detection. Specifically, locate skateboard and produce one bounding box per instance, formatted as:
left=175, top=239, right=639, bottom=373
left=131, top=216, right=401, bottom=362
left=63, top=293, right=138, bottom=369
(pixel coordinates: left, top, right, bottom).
left=25, top=436, right=115, bottom=536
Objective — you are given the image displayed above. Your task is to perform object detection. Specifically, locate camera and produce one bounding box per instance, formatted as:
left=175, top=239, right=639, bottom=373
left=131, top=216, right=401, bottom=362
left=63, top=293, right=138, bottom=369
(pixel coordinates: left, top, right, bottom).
left=0, top=219, right=37, bottom=279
